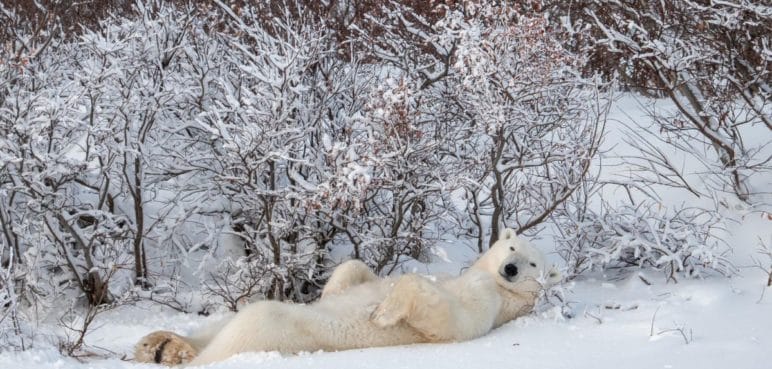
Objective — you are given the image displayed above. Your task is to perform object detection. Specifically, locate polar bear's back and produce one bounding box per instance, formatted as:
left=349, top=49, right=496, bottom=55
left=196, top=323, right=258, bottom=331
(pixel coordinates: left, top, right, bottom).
left=190, top=277, right=427, bottom=365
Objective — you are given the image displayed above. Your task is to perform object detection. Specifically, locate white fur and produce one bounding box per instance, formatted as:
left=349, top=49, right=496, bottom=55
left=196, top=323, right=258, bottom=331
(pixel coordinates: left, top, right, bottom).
left=158, top=229, right=558, bottom=366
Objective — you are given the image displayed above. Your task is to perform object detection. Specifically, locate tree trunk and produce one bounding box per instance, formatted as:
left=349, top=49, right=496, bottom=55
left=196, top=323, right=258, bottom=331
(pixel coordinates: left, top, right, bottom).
left=132, top=156, right=149, bottom=287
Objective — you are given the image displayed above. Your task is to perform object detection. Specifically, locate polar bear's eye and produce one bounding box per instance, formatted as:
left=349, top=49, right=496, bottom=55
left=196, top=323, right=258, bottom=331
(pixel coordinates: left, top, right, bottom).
left=509, top=246, right=515, bottom=251
left=529, top=262, right=537, bottom=267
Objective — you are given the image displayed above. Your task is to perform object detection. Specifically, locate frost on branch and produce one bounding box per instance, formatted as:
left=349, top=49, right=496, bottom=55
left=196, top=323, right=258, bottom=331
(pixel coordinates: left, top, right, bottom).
left=558, top=203, right=736, bottom=281
left=554, top=0, right=772, bottom=202
left=444, top=7, right=608, bottom=250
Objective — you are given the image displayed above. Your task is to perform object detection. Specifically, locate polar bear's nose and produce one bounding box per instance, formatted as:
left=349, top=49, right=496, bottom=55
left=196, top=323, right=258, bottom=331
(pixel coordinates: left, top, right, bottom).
left=504, top=263, right=518, bottom=278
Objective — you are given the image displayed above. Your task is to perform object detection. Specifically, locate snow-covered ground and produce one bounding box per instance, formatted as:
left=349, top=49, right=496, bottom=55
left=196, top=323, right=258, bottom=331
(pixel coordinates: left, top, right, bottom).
left=1, top=97, right=770, bottom=369
left=3, top=267, right=769, bottom=369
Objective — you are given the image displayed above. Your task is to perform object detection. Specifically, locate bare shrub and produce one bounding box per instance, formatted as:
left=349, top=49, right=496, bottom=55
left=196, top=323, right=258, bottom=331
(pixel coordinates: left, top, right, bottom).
left=557, top=202, right=736, bottom=282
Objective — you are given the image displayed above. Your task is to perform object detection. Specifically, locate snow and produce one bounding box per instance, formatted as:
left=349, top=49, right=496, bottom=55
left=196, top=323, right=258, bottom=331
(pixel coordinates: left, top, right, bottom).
left=2, top=268, right=770, bottom=369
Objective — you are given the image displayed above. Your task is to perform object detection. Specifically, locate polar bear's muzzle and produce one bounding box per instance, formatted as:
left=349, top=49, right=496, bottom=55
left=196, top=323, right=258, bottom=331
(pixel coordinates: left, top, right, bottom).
left=500, top=262, right=519, bottom=282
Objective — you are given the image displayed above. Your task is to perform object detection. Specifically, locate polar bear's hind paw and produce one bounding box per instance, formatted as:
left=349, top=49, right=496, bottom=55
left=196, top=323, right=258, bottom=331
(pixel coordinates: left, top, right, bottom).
left=134, top=330, right=197, bottom=366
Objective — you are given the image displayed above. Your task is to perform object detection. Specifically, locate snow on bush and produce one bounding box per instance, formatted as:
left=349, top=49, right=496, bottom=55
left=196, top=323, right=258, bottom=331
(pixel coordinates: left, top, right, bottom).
left=3, top=0, right=765, bottom=355
left=557, top=203, right=736, bottom=281
left=556, top=0, right=771, bottom=201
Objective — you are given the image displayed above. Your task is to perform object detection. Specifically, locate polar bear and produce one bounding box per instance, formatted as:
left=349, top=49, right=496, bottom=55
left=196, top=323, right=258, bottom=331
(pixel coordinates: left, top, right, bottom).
left=135, top=229, right=559, bottom=366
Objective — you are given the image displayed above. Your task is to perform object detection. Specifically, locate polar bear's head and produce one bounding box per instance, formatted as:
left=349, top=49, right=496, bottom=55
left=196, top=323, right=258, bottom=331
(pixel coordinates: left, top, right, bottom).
left=473, top=228, right=560, bottom=288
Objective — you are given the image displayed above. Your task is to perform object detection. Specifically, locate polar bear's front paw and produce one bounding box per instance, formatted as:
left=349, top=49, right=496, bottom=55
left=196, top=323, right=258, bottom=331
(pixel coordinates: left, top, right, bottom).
left=513, top=278, right=543, bottom=295
left=134, top=330, right=197, bottom=366
left=370, top=301, right=408, bottom=327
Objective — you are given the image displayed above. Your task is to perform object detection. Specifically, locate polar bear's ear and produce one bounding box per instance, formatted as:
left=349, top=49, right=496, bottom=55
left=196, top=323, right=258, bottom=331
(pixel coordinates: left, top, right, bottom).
left=499, top=228, right=517, bottom=241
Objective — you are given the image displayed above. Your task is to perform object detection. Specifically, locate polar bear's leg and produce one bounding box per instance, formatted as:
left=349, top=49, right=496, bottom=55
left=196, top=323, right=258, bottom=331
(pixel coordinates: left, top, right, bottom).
left=186, top=316, right=232, bottom=351
left=370, top=274, right=458, bottom=341
left=188, top=302, right=280, bottom=366
left=321, top=260, right=378, bottom=298
left=188, top=301, right=325, bottom=365
left=134, top=316, right=232, bottom=365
